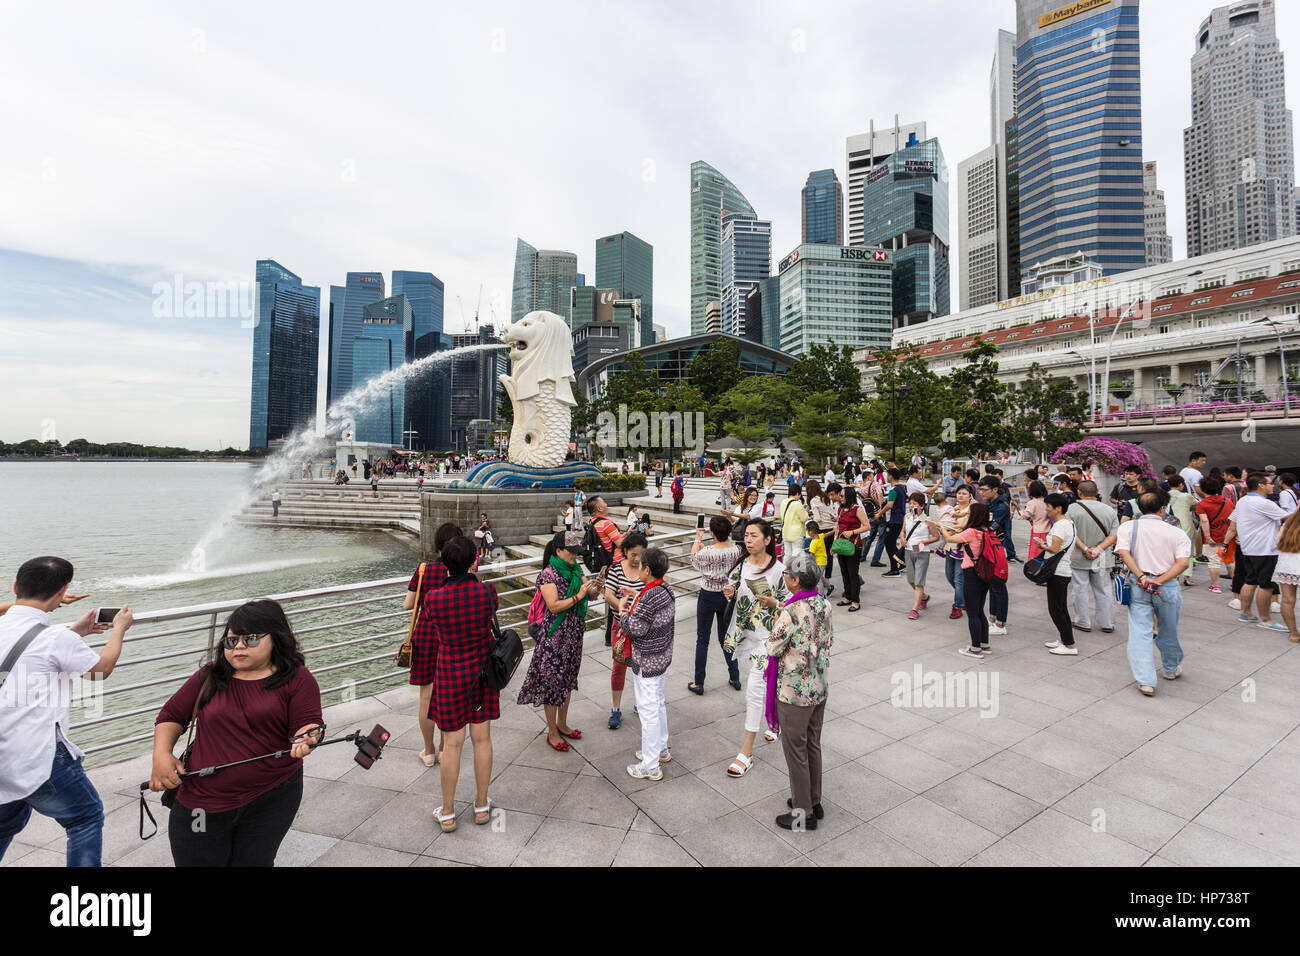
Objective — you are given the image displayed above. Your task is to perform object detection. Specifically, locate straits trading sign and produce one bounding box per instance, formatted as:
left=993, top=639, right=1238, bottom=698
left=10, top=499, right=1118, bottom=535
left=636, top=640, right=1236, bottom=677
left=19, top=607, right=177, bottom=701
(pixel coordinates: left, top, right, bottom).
left=1038, top=0, right=1110, bottom=28
left=994, top=275, right=1112, bottom=310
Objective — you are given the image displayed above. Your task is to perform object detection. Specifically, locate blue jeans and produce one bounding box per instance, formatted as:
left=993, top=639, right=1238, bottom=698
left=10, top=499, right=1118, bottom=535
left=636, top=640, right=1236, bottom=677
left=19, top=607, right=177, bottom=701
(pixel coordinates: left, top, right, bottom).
left=0, top=742, right=104, bottom=867
left=945, top=554, right=965, bottom=608
left=863, top=520, right=886, bottom=563
left=1126, top=575, right=1184, bottom=686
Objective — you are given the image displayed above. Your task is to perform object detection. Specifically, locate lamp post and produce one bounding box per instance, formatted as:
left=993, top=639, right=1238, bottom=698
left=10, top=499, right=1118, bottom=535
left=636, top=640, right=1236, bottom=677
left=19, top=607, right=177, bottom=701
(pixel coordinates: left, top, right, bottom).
left=1100, top=304, right=1144, bottom=420
left=1252, top=316, right=1291, bottom=416
left=880, top=384, right=911, bottom=461
left=1067, top=348, right=1094, bottom=421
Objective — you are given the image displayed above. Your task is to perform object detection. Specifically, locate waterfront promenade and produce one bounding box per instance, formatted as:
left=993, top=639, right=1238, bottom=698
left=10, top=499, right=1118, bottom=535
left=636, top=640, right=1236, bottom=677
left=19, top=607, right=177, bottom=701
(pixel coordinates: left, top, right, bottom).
left=5, top=479, right=1297, bottom=867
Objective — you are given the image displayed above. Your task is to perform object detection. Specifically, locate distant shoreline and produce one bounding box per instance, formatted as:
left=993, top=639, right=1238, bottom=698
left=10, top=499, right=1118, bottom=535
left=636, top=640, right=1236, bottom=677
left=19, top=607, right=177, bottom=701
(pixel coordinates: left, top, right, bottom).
left=0, top=457, right=264, bottom=463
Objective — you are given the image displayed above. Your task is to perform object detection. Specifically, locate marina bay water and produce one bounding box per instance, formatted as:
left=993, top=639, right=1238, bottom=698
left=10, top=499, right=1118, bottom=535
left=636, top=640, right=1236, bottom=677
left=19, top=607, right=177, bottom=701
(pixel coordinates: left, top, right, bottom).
left=1, top=461, right=419, bottom=613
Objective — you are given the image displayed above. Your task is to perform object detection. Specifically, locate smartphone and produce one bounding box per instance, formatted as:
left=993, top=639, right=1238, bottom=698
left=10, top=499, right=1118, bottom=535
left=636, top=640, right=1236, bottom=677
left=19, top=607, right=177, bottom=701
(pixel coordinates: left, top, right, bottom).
left=697, top=513, right=706, bottom=529
left=96, top=607, right=121, bottom=625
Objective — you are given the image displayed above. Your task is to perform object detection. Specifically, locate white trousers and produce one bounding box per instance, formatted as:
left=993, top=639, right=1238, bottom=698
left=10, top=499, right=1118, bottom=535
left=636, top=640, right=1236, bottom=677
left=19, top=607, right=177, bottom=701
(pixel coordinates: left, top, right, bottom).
left=632, top=671, right=668, bottom=771
left=1071, top=567, right=1115, bottom=630
left=745, top=652, right=768, bottom=734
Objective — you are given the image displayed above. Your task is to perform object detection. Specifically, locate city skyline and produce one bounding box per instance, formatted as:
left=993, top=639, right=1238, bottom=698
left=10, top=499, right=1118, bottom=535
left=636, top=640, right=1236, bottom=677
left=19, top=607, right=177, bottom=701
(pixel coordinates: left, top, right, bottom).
left=3, top=0, right=1298, bottom=447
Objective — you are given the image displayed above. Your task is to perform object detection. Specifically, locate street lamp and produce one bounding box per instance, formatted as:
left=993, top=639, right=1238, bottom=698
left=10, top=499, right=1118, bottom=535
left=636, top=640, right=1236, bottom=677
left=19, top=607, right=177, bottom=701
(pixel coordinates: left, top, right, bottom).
left=1067, top=348, right=1094, bottom=419
left=1101, top=304, right=1146, bottom=418
left=1247, top=315, right=1292, bottom=415
left=879, top=384, right=911, bottom=461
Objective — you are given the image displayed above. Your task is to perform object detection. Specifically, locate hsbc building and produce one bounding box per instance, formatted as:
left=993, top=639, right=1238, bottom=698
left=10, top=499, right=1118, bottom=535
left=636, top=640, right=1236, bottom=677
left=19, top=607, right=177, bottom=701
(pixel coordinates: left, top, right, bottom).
left=775, top=243, right=894, bottom=356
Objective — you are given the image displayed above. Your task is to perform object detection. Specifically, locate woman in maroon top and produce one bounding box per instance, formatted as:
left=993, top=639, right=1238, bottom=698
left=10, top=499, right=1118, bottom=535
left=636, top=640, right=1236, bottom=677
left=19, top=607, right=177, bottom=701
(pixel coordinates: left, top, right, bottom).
left=149, top=599, right=323, bottom=866
left=403, top=522, right=460, bottom=767
left=424, top=535, right=500, bottom=832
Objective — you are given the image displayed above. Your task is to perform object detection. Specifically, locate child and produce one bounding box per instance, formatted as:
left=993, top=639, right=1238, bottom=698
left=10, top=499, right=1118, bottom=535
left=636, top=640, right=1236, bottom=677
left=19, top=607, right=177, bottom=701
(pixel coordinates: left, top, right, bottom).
left=901, top=492, right=939, bottom=620
left=805, top=520, right=831, bottom=595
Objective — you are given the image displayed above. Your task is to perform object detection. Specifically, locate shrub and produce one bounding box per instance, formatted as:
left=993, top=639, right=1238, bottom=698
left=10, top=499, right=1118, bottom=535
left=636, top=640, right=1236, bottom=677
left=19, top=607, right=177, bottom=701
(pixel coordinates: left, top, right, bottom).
left=575, top=473, right=647, bottom=492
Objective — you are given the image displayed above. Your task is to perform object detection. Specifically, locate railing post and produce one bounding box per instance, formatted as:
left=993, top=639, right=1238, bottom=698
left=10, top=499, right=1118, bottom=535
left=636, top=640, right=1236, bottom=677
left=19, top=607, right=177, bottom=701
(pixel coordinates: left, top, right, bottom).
left=206, top=611, right=218, bottom=663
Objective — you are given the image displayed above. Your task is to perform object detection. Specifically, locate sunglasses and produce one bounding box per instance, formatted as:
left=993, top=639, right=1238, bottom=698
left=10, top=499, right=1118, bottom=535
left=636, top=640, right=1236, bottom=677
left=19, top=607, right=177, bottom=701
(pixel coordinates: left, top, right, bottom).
left=221, top=633, right=267, bottom=649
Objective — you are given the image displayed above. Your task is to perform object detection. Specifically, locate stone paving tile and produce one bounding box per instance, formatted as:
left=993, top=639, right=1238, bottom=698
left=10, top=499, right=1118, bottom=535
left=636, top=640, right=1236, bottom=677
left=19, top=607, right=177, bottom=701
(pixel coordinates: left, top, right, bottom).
left=1010, top=728, right=1118, bottom=779
left=818, top=715, right=894, bottom=759
left=857, top=741, right=963, bottom=793
left=1123, top=740, right=1244, bottom=792
left=1093, top=762, right=1221, bottom=821
left=1224, top=752, right=1300, bottom=821
left=674, top=808, right=803, bottom=867
left=1042, top=713, right=1151, bottom=758
left=872, top=796, right=1000, bottom=866
left=1153, top=720, right=1273, bottom=772
left=940, top=707, right=1040, bottom=748
left=549, top=773, right=640, bottom=830
left=1003, top=808, right=1150, bottom=867
left=0, top=848, right=65, bottom=867
left=819, top=761, right=915, bottom=822
left=473, top=763, right=577, bottom=816
left=962, top=841, right=1059, bottom=866
left=847, top=699, right=945, bottom=739
left=1143, top=855, right=1181, bottom=866
left=346, top=790, right=441, bottom=854
left=1052, top=782, right=1186, bottom=853
left=512, top=818, right=629, bottom=867
left=339, top=745, right=431, bottom=792
left=293, top=778, right=399, bottom=839
left=923, top=771, right=1048, bottom=836
left=1158, top=822, right=1295, bottom=867
left=312, top=840, right=417, bottom=867
left=807, top=822, right=933, bottom=867
left=268, top=828, right=338, bottom=867
left=629, top=810, right=665, bottom=835
left=969, top=750, right=1086, bottom=805
left=1193, top=794, right=1300, bottom=863
left=627, top=772, right=740, bottom=837
left=422, top=809, right=543, bottom=866
left=613, top=830, right=701, bottom=867
left=906, top=722, right=1006, bottom=771
left=742, top=795, right=865, bottom=853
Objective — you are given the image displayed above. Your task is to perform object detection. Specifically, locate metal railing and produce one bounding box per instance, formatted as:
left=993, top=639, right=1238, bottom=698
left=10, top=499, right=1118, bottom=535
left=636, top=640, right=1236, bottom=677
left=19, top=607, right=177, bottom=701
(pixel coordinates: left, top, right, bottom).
left=71, top=526, right=705, bottom=766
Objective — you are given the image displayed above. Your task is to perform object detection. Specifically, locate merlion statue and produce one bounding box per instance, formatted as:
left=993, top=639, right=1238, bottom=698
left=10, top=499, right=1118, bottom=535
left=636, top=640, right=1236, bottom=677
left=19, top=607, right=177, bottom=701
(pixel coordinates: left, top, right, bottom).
left=500, top=310, right=577, bottom=469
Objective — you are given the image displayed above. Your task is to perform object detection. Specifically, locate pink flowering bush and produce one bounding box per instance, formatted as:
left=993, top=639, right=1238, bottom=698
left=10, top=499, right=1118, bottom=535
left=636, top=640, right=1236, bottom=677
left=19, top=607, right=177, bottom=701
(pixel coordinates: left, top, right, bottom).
left=1051, top=437, right=1154, bottom=478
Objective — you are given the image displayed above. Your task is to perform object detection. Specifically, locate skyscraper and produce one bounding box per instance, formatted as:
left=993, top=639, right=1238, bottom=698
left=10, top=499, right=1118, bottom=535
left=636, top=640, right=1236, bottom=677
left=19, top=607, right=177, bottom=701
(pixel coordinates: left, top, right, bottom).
left=992, top=28, right=1018, bottom=300
left=802, top=169, right=844, bottom=245
left=326, top=284, right=344, bottom=410
left=392, top=270, right=448, bottom=449
left=595, top=231, right=654, bottom=346
left=845, top=120, right=927, bottom=247
left=1184, top=1, right=1295, bottom=257
left=449, top=327, right=507, bottom=452
left=720, top=213, right=772, bottom=337
left=690, top=160, right=757, bottom=335
left=249, top=260, right=320, bottom=450
left=777, top=245, right=894, bottom=356
left=1014, top=0, right=1145, bottom=282
left=958, top=145, right=1002, bottom=310
left=328, top=271, right=385, bottom=405
left=860, top=137, right=950, bottom=327
left=350, top=295, right=410, bottom=446
left=743, top=274, right=781, bottom=346
left=512, top=239, right=579, bottom=326
left=1143, top=162, right=1174, bottom=265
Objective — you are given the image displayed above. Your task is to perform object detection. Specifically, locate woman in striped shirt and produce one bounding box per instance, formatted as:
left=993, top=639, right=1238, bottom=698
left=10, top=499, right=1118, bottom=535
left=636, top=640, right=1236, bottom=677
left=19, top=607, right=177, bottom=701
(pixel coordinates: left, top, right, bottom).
left=689, top=517, right=741, bottom=695
left=603, top=532, right=647, bottom=730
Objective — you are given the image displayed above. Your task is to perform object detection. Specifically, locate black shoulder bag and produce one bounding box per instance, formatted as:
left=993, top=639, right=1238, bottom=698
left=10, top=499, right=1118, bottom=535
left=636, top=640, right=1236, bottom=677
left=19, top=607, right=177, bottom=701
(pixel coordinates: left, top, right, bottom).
left=482, top=613, right=524, bottom=691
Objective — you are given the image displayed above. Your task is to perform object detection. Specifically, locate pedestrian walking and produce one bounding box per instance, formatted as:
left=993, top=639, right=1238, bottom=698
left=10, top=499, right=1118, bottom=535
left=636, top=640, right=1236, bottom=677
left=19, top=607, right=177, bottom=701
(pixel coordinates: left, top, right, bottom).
left=1226, top=472, right=1291, bottom=632
left=271, top=489, right=281, bottom=518
left=930, top=501, right=1005, bottom=659
left=1115, top=492, right=1191, bottom=696
left=1066, top=481, right=1118, bottom=633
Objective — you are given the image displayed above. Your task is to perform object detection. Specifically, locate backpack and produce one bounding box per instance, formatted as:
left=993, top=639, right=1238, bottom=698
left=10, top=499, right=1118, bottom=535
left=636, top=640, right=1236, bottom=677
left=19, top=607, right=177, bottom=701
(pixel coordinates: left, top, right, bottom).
left=671, top=476, right=684, bottom=496
left=965, top=529, right=1009, bottom=583
left=582, top=518, right=615, bottom=574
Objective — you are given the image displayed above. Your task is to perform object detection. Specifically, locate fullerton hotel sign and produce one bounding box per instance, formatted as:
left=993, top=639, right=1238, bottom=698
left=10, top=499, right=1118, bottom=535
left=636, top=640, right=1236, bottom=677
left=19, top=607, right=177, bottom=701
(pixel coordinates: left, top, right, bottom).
left=994, top=275, right=1112, bottom=310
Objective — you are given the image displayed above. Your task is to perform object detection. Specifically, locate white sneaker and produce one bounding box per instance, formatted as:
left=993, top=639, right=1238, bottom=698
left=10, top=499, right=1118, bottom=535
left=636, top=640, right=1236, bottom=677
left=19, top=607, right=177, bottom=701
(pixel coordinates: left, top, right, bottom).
left=1271, top=602, right=1281, bottom=614
left=1048, top=644, right=1079, bottom=656
left=1228, top=598, right=1242, bottom=610
left=1044, top=640, right=1061, bottom=649
left=988, top=625, right=1008, bottom=636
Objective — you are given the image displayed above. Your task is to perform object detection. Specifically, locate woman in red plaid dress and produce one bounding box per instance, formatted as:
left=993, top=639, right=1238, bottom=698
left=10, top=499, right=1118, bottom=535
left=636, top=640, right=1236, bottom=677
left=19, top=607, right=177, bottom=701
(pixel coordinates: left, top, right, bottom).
left=424, top=535, right=500, bottom=832
left=403, top=522, right=461, bottom=768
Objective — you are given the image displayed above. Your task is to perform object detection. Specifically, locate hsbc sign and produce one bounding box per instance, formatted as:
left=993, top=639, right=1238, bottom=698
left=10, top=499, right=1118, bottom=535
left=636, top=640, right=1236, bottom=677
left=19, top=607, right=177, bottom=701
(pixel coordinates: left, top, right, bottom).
left=839, top=248, right=889, bottom=262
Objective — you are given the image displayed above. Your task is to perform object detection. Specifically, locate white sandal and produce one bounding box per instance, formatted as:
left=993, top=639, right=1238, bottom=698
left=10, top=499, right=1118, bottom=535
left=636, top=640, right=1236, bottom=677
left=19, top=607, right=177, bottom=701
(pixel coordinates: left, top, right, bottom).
left=433, top=805, right=457, bottom=832
left=419, top=749, right=439, bottom=768
left=764, top=729, right=779, bottom=743
left=474, top=799, right=493, bottom=826
left=726, top=753, right=753, bottom=777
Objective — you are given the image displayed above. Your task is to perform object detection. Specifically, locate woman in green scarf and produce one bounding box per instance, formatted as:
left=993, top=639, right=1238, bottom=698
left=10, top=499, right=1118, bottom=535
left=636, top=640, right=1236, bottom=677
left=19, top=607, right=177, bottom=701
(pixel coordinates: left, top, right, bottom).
left=517, top=531, right=602, bottom=752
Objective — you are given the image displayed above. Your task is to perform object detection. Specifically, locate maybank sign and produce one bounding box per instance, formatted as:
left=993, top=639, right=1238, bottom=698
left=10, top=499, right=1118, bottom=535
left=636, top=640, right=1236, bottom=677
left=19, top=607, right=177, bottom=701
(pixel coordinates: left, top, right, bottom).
left=994, top=275, right=1112, bottom=310
left=1038, top=0, right=1109, bottom=28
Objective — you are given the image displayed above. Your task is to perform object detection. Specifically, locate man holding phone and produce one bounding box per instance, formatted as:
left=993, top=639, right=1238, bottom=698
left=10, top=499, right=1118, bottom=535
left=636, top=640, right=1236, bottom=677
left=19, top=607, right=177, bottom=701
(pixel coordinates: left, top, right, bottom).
left=0, top=556, right=133, bottom=866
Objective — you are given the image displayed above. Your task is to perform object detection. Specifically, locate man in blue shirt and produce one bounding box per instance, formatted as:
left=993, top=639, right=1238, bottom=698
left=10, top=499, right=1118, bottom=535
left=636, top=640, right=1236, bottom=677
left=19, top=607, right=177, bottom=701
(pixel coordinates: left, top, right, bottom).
left=979, top=475, right=1020, bottom=563
left=941, top=465, right=965, bottom=497
left=882, top=469, right=909, bottom=576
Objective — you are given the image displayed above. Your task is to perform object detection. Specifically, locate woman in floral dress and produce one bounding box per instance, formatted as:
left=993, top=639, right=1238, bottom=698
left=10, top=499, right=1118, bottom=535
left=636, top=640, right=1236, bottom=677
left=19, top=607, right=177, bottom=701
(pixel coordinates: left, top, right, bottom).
left=516, top=531, right=601, bottom=752
left=722, top=519, right=787, bottom=777
left=767, top=550, right=834, bottom=830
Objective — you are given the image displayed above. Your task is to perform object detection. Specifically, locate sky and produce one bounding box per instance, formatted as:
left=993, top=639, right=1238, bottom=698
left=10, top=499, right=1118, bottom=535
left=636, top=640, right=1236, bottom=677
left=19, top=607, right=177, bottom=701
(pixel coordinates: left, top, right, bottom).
left=2, top=0, right=1298, bottom=449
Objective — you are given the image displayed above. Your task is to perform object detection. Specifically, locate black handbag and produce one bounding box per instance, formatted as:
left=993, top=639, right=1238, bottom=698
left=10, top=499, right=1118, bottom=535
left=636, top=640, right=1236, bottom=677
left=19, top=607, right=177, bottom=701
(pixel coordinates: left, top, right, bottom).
left=717, top=552, right=748, bottom=637
left=482, top=614, right=524, bottom=691
left=1023, top=524, right=1074, bottom=586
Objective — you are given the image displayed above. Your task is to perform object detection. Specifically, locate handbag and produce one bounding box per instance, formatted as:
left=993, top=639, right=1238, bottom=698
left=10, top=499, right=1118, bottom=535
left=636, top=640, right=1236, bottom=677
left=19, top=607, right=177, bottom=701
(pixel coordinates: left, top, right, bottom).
left=612, top=580, right=661, bottom=667
left=395, top=562, right=426, bottom=668
left=831, top=536, right=857, bottom=556
left=1113, top=518, right=1144, bottom=606
left=481, top=614, right=524, bottom=691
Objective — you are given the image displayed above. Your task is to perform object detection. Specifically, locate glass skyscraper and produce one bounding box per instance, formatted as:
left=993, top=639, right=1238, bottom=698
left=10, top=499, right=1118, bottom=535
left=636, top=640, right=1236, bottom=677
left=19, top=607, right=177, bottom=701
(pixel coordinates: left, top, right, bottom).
left=511, top=239, right=538, bottom=325
left=595, top=231, right=654, bottom=346
left=690, top=160, right=757, bottom=336
left=249, top=260, right=320, bottom=449
left=720, top=213, right=772, bottom=337
left=801, top=169, right=844, bottom=245
left=512, top=239, right=579, bottom=326
left=860, top=137, right=950, bottom=326
left=743, top=274, right=782, bottom=346
left=777, top=245, right=893, bottom=357
left=1014, top=0, right=1145, bottom=281
left=350, top=295, right=410, bottom=446
left=328, top=271, right=385, bottom=405
left=392, top=270, right=448, bottom=449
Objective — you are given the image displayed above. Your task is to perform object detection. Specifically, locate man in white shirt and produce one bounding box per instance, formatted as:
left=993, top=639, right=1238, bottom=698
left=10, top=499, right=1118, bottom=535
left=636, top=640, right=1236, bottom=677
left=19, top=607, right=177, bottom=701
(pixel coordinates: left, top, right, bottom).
left=1227, top=472, right=1291, bottom=631
left=1115, top=492, right=1191, bottom=696
left=0, top=557, right=132, bottom=866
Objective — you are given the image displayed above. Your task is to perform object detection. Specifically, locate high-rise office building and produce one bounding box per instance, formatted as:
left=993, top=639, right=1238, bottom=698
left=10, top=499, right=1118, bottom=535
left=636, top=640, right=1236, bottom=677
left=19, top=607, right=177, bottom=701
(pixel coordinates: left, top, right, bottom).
left=991, top=29, right=1018, bottom=150
left=720, top=213, right=772, bottom=337
left=350, top=295, right=410, bottom=446
left=743, top=274, right=781, bottom=346
left=512, top=240, right=579, bottom=326
left=690, top=160, right=757, bottom=335
left=777, top=245, right=894, bottom=356
left=449, top=327, right=507, bottom=452
left=1005, top=116, right=1022, bottom=295
left=861, top=137, right=950, bottom=326
left=845, top=119, right=927, bottom=247
left=326, top=284, right=344, bottom=411
left=959, top=146, right=1002, bottom=310
left=1014, top=0, right=1145, bottom=283
left=392, top=270, right=448, bottom=449
left=595, top=231, right=654, bottom=346
left=328, top=271, right=385, bottom=405
left=572, top=321, right=628, bottom=377
left=1143, top=162, right=1174, bottom=265
left=1184, top=1, right=1295, bottom=257
left=704, top=301, right=722, bottom=335
left=570, top=286, right=642, bottom=345
left=802, top=169, right=844, bottom=245
left=249, top=260, right=320, bottom=450
left=653, top=323, right=666, bottom=343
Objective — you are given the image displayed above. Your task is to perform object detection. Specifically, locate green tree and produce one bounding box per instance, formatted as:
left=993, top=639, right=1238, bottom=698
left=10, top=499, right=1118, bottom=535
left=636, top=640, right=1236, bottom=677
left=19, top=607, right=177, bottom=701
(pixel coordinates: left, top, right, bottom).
left=945, top=338, right=1010, bottom=457
left=688, top=339, right=745, bottom=437
left=786, top=390, right=852, bottom=467
left=858, top=347, right=950, bottom=455
left=784, top=342, right=862, bottom=405
left=1007, top=363, right=1089, bottom=453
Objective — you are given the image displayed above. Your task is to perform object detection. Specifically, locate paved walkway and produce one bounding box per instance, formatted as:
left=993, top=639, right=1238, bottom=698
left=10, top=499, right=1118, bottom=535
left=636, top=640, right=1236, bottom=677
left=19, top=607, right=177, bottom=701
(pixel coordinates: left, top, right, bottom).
left=5, top=526, right=1298, bottom=867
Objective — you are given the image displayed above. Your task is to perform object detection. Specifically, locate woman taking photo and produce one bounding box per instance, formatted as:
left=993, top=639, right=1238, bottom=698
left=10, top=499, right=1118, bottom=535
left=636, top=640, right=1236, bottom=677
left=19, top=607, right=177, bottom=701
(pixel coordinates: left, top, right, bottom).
left=402, top=521, right=461, bottom=768
left=1021, top=481, right=1050, bottom=561
left=603, top=531, right=647, bottom=729
left=150, top=599, right=323, bottom=866
left=722, top=520, right=787, bottom=777
left=767, top=551, right=834, bottom=830
left=424, top=535, right=500, bottom=832
left=689, top=516, right=742, bottom=694
left=835, top=486, right=870, bottom=613
left=929, top=502, right=997, bottom=660
left=724, top=486, right=762, bottom=524
left=516, top=531, right=601, bottom=752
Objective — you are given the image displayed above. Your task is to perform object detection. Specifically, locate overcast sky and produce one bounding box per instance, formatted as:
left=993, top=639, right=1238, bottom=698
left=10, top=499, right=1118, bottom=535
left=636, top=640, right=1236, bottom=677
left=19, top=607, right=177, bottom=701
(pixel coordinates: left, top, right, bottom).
left=2, top=0, right=1297, bottom=448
